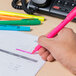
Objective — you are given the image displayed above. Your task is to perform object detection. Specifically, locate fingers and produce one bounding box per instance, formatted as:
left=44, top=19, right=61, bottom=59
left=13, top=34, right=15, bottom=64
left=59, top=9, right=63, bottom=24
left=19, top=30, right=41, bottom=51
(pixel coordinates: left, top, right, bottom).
left=41, top=51, right=50, bottom=61
left=38, top=47, right=46, bottom=56
left=38, top=48, right=55, bottom=61
left=41, top=51, right=54, bottom=61
left=47, top=54, right=55, bottom=62
left=38, top=35, right=55, bottom=50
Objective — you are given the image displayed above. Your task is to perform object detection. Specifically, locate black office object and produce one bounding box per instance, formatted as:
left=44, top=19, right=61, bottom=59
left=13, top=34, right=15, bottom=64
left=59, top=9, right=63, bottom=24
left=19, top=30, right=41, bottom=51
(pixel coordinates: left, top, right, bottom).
left=12, top=0, right=76, bottom=20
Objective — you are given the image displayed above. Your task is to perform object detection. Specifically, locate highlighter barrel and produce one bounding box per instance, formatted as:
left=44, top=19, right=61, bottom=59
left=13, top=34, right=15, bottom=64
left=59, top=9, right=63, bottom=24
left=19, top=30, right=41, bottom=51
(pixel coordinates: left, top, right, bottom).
left=32, top=7, right=76, bottom=54
left=0, top=19, right=41, bottom=25
left=0, top=25, right=30, bottom=31
left=0, top=11, right=45, bottom=21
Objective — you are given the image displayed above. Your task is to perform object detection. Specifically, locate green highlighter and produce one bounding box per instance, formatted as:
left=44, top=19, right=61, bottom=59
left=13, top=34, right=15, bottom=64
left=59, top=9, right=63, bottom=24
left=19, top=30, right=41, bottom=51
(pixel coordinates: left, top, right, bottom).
left=0, top=18, right=41, bottom=25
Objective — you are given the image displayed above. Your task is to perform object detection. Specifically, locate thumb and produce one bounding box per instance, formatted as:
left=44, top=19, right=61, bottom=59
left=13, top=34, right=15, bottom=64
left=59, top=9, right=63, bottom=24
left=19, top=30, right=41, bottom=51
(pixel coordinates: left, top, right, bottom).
left=38, top=35, right=55, bottom=50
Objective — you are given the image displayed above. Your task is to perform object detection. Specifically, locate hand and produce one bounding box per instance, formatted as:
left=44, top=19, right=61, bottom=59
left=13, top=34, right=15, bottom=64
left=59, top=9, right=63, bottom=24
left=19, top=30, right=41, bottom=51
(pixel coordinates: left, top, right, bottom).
left=38, top=28, right=76, bottom=74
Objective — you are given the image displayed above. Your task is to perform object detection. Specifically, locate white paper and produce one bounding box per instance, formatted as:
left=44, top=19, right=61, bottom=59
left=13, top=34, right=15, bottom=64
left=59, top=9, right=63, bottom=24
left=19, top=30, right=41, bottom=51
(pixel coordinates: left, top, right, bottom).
left=0, top=31, right=45, bottom=76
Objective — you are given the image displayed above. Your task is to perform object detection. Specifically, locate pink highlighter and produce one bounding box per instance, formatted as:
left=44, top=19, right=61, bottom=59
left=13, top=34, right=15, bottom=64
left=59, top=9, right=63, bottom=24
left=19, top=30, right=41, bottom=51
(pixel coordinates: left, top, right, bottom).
left=32, top=7, right=76, bottom=54
left=16, top=7, right=76, bottom=54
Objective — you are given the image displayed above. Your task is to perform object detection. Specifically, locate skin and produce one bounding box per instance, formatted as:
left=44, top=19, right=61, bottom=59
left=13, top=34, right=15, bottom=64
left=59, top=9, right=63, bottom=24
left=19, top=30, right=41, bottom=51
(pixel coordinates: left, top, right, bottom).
left=38, top=28, right=76, bottom=75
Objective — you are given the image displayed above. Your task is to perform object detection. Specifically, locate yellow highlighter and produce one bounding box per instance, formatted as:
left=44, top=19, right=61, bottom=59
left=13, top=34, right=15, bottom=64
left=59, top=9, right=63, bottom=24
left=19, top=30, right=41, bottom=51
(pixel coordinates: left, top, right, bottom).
left=0, top=11, right=45, bottom=22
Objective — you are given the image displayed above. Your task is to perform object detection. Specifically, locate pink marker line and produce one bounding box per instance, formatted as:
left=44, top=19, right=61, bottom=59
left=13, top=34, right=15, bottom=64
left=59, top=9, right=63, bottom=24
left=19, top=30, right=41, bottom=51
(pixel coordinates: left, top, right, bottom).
left=16, top=49, right=32, bottom=54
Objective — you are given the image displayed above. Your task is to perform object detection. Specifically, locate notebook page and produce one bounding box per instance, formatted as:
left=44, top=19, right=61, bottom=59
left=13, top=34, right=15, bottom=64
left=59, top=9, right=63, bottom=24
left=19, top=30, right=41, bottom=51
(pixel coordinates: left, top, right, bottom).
left=0, top=31, right=45, bottom=76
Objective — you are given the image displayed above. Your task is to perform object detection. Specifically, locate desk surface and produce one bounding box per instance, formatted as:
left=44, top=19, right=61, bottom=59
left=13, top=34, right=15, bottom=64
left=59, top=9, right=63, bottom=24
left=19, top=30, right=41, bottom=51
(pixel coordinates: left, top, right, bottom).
left=0, top=0, right=76, bottom=76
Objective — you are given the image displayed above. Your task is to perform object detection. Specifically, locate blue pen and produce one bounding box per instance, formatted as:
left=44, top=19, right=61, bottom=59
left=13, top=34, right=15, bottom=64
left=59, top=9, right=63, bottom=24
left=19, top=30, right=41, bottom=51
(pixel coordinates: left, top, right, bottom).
left=0, top=25, right=30, bottom=31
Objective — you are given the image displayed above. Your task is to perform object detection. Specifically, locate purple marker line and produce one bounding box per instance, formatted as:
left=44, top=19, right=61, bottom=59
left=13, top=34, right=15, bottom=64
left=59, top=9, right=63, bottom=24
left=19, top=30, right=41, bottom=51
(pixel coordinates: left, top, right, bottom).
left=16, top=49, right=32, bottom=54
